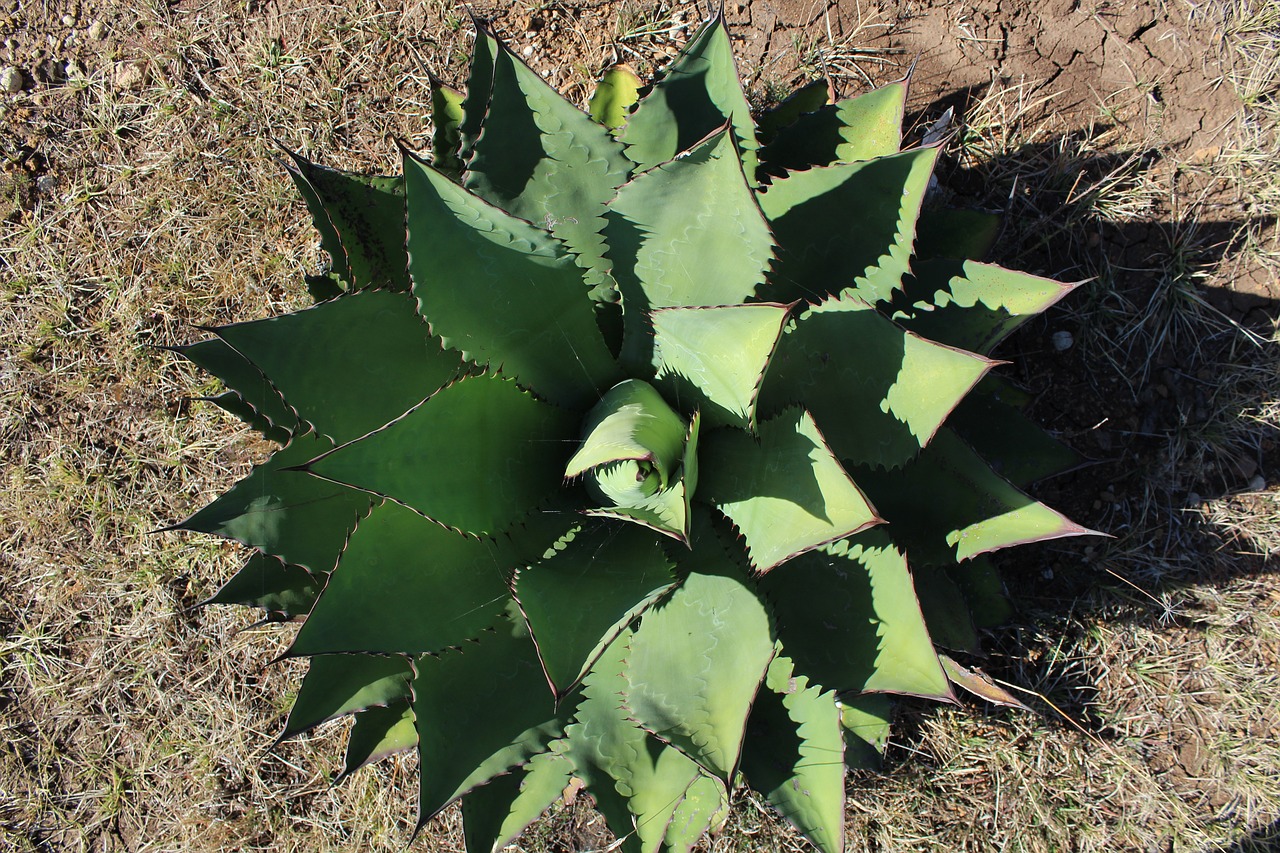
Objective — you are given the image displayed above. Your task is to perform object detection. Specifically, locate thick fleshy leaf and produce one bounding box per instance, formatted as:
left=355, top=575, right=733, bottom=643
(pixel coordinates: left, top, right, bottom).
left=515, top=521, right=676, bottom=696
left=853, top=427, right=1098, bottom=565
left=175, top=433, right=373, bottom=574
left=204, top=552, right=321, bottom=617
left=761, top=292, right=993, bottom=469
left=651, top=303, right=791, bottom=431
left=290, top=501, right=514, bottom=655
left=306, top=375, right=575, bottom=536
left=759, top=82, right=907, bottom=174
left=606, top=128, right=774, bottom=373
left=740, top=655, right=845, bottom=853
left=565, top=379, right=688, bottom=485
left=566, top=630, right=710, bottom=853
left=466, top=44, right=631, bottom=284
left=948, top=375, right=1084, bottom=487
left=700, top=408, right=881, bottom=572
left=839, top=693, right=891, bottom=769
left=214, top=289, right=462, bottom=445
left=462, top=751, right=574, bottom=853
left=913, top=565, right=981, bottom=654
left=663, top=772, right=729, bottom=853
left=758, top=146, right=938, bottom=306
left=620, top=14, right=758, bottom=179
left=590, top=64, right=643, bottom=130
left=913, top=207, right=1001, bottom=262
left=950, top=556, right=1014, bottom=628
left=176, top=338, right=299, bottom=437
left=280, top=653, right=412, bottom=739
left=760, top=530, right=951, bottom=699
left=939, top=655, right=1030, bottom=710
left=404, top=152, right=620, bottom=407
left=890, top=259, right=1077, bottom=354
left=340, top=702, right=417, bottom=780
left=756, top=78, right=832, bottom=144
left=413, top=606, right=564, bottom=825
left=202, top=390, right=291, bottom=444
left=283, top=151, right=408, bottom=291
left=430, top=77, right=467, bottom=178
left=623, top=559, right=776, bottom=786
left=458, top=28, right=498, bottom=162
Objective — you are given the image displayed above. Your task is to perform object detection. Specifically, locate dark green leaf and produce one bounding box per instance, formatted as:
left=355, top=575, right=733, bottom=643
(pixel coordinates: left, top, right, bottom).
left=950, top=556, right=1014, bottom=628
left=913, top=207, right=1001, bottom=261
left=290, top=500, right=515, bottom=656
left=761, top=292, right=993, bottom=469
left=281, top=653, right=412, bottom=739
left=756, top=78, right=832, bottom=144
left=515, top=521, right=676, bottom=697
left=283, top=151, right=408, bottom=291
left=431, top=77, right=467, bottom=178
left=340, top=701, right=418, bottom=780
left=462, top=751, right=573, bottom=853
left=758, top=82, right=906, bottom=174
left=214, top=289, right=462, bottom=445
left=700, top=408, right=881, bottom=572
left=177, top=337, right=299, bottom=437
left=458, top=29, right=498, bottom=163
left=203, top=391, right=291, bottom=444
left=404, top=151, right=621, bottom=408
left=307, top=374, right=575, bottom=536
left=839, top=693, right=891, bottom=769
left=913, top=565, right=981, bottom=654
left=760, top=530, right=951, bottom=699
left=204, top=551, right=321, bottom=617
left=757, top=147, right=939, bottom=306
left=175, top=432, right=374, bottom=574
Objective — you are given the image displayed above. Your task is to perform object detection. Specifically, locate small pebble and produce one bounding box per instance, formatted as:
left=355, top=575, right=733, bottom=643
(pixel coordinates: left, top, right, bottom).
left=1051, top=330, right=1074, bottom=351
left=1249, top=475, right=1266, bottom=492
left=0, top=65, right=22, bottom=93
left=61, top=14, right=76, bottom=27
left=35, top=174, right=56, bottom=194
left=88, top=20, right=106, bottom=40
left=112, top=59, right=146, bottom=90
left=521, top=44, right=534, bottom=57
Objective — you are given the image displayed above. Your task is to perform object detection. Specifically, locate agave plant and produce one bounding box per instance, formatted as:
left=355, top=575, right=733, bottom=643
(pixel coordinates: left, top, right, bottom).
left=170, top=13, right=1094, bottom=853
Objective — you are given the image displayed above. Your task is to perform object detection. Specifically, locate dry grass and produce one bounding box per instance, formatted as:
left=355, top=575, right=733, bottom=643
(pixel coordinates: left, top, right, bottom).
left=0, top=0, right=1277, bottom=851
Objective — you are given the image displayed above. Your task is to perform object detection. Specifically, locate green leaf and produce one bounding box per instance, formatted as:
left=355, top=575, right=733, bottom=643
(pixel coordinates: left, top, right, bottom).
left=760, top=292, right=993, bottom=469
left=466, top=45, right=631, bottom=285
left=839, top=693, right=891, bottom=769
left=290, top=501, right=514, bottom=656
left=913, top=207, right=1001, bottom=261
left=175, top=433, right=374, bottom=574
left=606, top=129, right=775, bottom=374
left=663, top=772, right=729, bottom=853
left=462, top=751, right=574, bottom=853
left=176, top=337, right=299, bottom=437
left=740, top=655, right=846, bottom=853
left=340, top=701, right=418, bottom=780
left=281, top=653, right=412, bottom=739
left=623, top=562, right=776, bottom=786
left=565, top=379, right=688, bottom=485
left=413, top=607, right=564, bottom=826
left=912, top=565, right=981, bottom=654
left=757, top=78, right=832, bottom=144
left=404, top=151, right=621, bottom=408
left=307, top=375, right=575, bottom=536
left=202, top=390, right=292, bottom=444
left=947, top=375, right=1084, bottom=488
left=758, top=82, right=906, bottom=174
left=566, top=630, right=710, bottom=853
left=620, top=14, right=759, bottom=179
left=760, top=530, right=951, bottom=699
left=853, top=427, right=1097, bottom=565
left=213, top=289, right=462, bottom=445
left=758, top=146, right=939, bottom=306
left=890, top=259, right=1077, bottom=354
left=950, top=556, right=1014, bottom=628
left=204, top=552, right=322, bottom=617
left=458, top=28, right=498, bottom=163
left=700, top=408, right=881, bottom=572
left=651, top=303, right=792, bottom=431
left=283, top=151, right=408, bottom=291
left=516, top=522, right=676, bottom=697
left=430, top=76, right=467, bottom=179
left=590, top=64, right=643, bottom=130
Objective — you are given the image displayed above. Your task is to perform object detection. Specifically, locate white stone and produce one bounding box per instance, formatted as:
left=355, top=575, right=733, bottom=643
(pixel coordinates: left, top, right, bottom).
left=0, top=65, right=22, bottom=93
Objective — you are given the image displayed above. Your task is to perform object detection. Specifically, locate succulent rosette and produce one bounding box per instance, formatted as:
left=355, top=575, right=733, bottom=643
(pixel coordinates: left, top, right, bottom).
left=170, top=14, right=1094, bottom=853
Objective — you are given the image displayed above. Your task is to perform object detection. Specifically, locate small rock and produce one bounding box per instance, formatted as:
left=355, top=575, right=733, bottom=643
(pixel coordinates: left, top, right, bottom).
left=61, top=14, right=76, bottom=27
left=35, top=174, right=55, bottom=194
left=112, top=59, right=146, bottom=90
left=0, top=65, right=23, bottom=93
left=34, top=57, right=67, bottom=85
left=1051, top=330, right=1074, bottom=352
left=88, top=20, right=106, bottom=40
left=521, top=44, right=534, bottom=58
left=1249, top=475, right=1266, bottom=492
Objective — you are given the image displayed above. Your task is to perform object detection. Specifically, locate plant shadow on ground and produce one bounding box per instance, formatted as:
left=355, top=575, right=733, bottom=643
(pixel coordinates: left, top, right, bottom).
left=845, top=87, right=1280, bottom=849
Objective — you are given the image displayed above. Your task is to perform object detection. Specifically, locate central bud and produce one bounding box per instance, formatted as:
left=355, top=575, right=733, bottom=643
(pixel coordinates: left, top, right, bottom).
left=564, top=379, right=700, bottom=543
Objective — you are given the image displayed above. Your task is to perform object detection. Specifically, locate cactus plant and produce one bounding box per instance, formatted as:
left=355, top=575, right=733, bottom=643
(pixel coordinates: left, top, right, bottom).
left=170, top=13, right=1095, bottom=853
